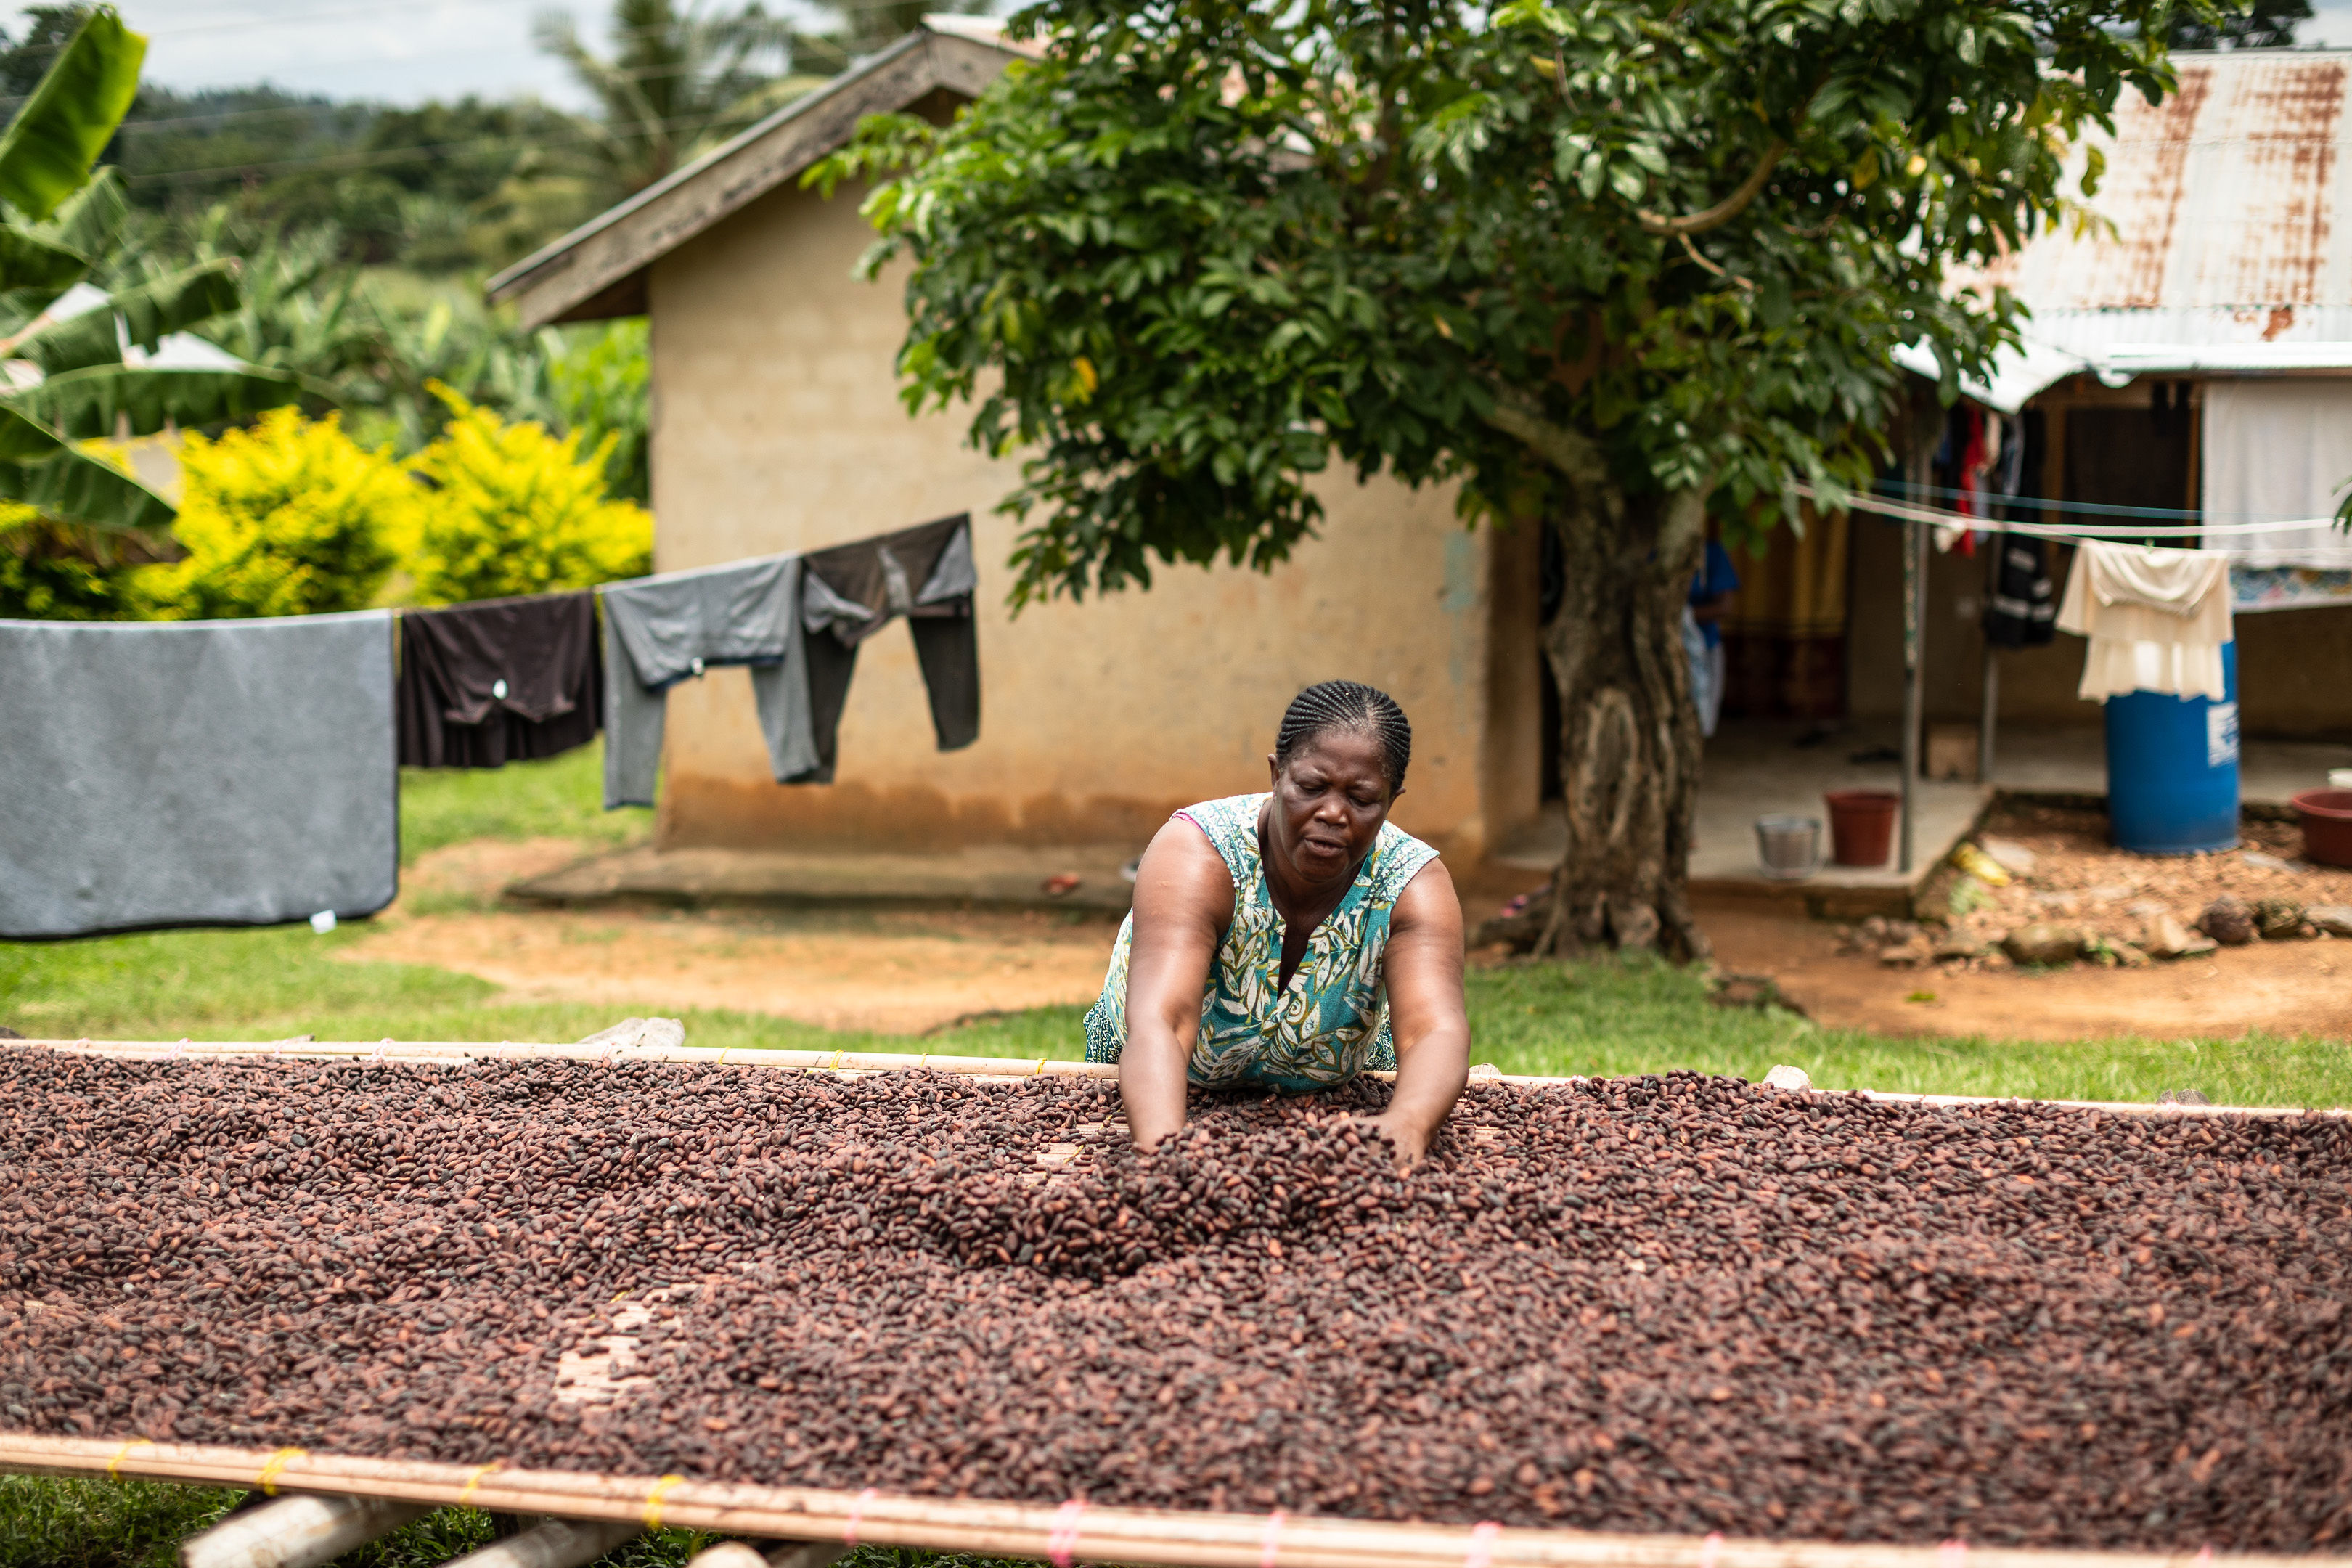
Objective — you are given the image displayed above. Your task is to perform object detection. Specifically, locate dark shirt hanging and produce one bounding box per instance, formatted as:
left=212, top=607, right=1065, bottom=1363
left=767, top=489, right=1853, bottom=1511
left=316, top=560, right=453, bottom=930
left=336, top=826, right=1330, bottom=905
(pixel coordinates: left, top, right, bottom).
left=796, top=513, right=980, bottom=783
left=1983, top=536, right=2058, bottom=648
left=396, top=590, right=603, bottom=768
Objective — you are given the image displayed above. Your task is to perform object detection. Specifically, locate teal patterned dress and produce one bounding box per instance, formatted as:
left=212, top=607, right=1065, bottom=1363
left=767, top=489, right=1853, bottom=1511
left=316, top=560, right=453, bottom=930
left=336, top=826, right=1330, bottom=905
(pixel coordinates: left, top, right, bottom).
left=1082, top=793, right=1441, bottom=1092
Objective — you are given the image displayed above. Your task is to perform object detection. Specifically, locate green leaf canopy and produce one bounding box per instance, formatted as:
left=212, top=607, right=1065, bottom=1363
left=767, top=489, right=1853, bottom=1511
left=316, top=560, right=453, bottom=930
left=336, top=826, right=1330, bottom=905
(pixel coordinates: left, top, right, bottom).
left=6, top=365, right=317, bottom=441
left=0, top=8, right=144, bottom=223
left=15, top=261, right=244, bottom=375
left=0, top=404, right=172, bottom=532
left=828, top=0, right=2186, bottom=600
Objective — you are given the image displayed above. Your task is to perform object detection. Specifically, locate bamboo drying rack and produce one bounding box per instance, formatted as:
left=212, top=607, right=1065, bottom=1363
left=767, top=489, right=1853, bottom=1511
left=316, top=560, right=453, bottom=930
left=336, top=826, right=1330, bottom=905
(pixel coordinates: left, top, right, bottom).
left=0, top=1433, right=2307, bottom=1568
left=1, top=1037, right=2340, bottom=1567
left=7, top=1036, right=2339, bottom=1121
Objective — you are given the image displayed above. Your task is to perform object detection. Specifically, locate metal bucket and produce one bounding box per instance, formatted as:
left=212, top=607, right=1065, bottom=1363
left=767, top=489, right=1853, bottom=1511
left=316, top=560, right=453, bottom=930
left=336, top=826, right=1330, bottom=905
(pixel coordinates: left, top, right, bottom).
left=1755, top=814, right=1821, bottom=880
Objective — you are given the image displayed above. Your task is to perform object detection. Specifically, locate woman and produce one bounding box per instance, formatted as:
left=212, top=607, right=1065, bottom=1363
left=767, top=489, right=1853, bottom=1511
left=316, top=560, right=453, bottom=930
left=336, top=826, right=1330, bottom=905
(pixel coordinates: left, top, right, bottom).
left=1084, top=680, right=1469, bottom=1165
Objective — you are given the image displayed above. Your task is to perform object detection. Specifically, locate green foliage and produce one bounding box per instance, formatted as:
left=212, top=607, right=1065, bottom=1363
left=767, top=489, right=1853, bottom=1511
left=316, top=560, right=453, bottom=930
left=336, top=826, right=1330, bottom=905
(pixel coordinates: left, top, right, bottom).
left=0, top=1475, right=234, bottom=1568
left=0, top=4, right=142, bottom=221
left=547, top=319, right=652, bottom=502
left=133, top=408, right=402, bottom=619
left=398, top=383, right=653, bottom=605
left=2172, top=0, right=2308, bottom=46
left=0, top=506, right=160, bottom=618
left=0, top=1479, right=726, bottom=1568
left=535, top=0, right=839, bottom=199
left=823, top=0, right=2186, bottom=600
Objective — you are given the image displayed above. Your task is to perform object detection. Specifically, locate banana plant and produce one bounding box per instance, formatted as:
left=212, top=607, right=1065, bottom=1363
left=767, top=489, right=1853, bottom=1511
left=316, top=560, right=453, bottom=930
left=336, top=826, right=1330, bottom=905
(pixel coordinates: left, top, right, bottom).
left=0, top=7, right=315, bottom=535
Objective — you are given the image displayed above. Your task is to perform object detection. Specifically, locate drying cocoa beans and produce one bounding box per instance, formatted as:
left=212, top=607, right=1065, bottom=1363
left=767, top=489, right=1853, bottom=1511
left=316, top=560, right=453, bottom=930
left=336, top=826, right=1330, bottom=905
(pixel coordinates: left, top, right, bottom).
left=0, top=1052, right=2348, bottom=1553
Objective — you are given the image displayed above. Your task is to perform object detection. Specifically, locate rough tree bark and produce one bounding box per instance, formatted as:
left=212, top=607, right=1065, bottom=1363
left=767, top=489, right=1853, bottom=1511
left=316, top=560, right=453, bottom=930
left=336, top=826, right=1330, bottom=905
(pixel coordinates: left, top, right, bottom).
left=1477, top=391, right=1714, bottom=962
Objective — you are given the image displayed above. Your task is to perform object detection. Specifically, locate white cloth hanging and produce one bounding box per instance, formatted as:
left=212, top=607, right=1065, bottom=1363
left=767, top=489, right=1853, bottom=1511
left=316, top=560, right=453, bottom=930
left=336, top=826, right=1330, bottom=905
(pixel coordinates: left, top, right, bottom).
left=2057, top=541, right=2232, bottom=703
left=2201, top=380, right=2352, bottom=570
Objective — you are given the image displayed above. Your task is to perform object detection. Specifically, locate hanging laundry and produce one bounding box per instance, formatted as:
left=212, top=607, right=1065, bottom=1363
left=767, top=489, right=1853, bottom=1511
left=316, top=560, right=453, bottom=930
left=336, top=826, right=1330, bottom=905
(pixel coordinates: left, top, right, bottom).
left=599, top=554, right=818, bottom=809
left=1982, top=535, right=2057, bottom=648
left=396, top=590, right=601, bottom=769
left=2056, top=540, right=2232, bottom=703
left=0, top=611, right=399, bottom=939
left=799, top=513, right=980, bottom=783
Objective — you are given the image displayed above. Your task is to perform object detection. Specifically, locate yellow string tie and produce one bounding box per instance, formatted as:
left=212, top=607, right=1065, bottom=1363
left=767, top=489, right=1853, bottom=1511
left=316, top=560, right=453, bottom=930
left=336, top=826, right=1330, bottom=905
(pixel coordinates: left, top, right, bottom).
left=456, top=1461, right=502, bottom=1508
left=105, top=1439, right=153, bottom=1479
left=256, top=1447, right=306, bottom=1495
left=1032, top=1058, right=1047, bottom=1076
left=642, top=1474, right=686, bottom=1529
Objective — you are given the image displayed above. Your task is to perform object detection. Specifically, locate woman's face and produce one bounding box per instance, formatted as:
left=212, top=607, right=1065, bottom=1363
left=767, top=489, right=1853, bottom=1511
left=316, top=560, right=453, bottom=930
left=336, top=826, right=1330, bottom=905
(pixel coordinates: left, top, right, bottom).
left=1264, top=727, right=1395, bottom=888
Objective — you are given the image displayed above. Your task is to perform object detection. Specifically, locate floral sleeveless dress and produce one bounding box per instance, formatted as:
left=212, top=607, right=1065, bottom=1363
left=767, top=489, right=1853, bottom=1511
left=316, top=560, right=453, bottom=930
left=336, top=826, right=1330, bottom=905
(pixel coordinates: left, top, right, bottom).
left=1082, top=793, right=1441, bottom=1092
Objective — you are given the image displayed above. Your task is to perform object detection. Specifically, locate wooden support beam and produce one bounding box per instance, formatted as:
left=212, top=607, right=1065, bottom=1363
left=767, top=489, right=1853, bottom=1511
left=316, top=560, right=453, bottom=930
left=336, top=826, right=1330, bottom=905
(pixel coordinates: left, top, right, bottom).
left=179, top=1493, right=429, bottom=1568
left=441, top=1515, right=641, bottom=1568
left=0, top=1433, right=2307, bottom=1568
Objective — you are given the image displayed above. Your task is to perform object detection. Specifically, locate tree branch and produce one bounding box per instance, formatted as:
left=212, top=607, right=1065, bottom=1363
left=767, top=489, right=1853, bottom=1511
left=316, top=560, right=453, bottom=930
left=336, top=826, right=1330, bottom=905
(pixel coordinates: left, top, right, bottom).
left=1636, top=139, right=1787, bottom=237
left=1483, top=384, right=1608, bottom=487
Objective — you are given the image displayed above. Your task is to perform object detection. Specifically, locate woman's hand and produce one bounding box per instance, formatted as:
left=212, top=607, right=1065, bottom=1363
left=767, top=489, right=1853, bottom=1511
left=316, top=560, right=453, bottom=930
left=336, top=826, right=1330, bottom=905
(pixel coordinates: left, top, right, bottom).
left=1356, top=1107, right=1436, bottom=1168
left=1366, top=860, right=1470, bottom=1169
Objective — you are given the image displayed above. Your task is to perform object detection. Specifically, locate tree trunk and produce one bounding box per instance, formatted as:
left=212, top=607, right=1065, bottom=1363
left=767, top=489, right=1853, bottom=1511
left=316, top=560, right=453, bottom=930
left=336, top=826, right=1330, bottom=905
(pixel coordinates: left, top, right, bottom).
left=1474, top=392, right=1711, bottom=963
left=1476, top=486, right=1711, bottom=962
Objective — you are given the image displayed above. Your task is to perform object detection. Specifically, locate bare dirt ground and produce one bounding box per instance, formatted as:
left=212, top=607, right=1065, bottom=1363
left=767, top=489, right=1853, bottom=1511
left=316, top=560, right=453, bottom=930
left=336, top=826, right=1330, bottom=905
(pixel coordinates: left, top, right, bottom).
left=351, top=839, right=1117, bottom=1034
left=358, top=833, right=2352, bottom=1044
left=1700, top=896, right=2352, bottom=1043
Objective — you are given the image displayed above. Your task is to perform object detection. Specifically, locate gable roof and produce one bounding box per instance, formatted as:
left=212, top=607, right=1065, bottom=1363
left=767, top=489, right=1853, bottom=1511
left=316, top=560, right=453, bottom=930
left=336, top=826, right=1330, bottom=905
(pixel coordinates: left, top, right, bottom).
left=486, top=23, right=1029, bottom=330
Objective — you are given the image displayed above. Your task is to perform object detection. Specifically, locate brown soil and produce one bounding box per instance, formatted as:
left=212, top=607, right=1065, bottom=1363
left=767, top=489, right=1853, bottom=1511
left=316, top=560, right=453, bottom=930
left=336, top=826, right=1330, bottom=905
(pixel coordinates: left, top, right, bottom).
left=367, top=832, right=2349, bottom=1045
left=1702, top=895, right=2352, bottom=1042
left=354, top=839, right=1116, bottom=1034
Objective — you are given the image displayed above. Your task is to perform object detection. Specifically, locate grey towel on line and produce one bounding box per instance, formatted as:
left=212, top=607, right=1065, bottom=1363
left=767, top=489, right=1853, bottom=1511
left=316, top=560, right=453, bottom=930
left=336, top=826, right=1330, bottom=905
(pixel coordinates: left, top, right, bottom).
left=598, top=553, right=820, bottom=809
left=0, top=611, right=399, bottom=939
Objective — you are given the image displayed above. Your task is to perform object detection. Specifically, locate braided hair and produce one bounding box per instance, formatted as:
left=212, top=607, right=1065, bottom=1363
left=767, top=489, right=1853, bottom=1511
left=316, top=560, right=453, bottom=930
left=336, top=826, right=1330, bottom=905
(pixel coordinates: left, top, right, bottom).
left=1273, top=680, right=1412, bottom=795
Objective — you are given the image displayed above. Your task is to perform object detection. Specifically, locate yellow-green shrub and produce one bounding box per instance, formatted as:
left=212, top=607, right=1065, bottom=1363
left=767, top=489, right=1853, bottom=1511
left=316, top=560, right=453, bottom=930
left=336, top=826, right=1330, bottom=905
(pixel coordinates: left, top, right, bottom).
left=399, top=383, right=651, bottom=605
left=136, top=410, right=404, bottom=620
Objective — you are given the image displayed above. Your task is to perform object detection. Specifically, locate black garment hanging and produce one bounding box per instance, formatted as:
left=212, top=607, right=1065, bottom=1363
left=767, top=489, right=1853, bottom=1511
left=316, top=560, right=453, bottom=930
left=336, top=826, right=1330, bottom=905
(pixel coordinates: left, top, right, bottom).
left=396, top=590, right=602, bottom=767
left=796, top=513, right=980, bottom=783
left=1983, top=536, right=2058, bottom=648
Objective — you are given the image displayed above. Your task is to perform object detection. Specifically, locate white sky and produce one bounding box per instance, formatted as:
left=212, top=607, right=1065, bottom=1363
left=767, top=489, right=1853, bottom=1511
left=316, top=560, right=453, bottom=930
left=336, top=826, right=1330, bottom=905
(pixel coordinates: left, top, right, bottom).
left=99, top=0, right=2352, bottom=108
left=116, top=0, right=610, bottom=110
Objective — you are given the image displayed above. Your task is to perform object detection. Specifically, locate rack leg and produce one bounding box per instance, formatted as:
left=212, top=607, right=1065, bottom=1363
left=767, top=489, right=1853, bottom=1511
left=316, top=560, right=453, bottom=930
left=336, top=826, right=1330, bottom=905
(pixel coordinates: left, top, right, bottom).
left=181, top=1493, right=430, bottom=1568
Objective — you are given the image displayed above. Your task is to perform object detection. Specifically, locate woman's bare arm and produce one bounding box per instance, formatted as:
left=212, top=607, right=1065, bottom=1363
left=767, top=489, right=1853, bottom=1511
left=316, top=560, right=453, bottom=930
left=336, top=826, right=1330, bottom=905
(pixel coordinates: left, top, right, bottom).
left=1119, top=817, right=1233, bottom=1151
left=1363, top=859, right=1469, bottom=1166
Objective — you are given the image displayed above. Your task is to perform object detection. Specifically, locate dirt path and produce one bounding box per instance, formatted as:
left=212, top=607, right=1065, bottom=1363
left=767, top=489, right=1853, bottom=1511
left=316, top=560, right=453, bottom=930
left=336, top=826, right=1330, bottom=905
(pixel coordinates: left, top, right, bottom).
left=351, top=840, right=1116, bottom=1034
left=362, top=837, right=2352, bottom=1043
left=1701, top=895, right=2352, bottom=1041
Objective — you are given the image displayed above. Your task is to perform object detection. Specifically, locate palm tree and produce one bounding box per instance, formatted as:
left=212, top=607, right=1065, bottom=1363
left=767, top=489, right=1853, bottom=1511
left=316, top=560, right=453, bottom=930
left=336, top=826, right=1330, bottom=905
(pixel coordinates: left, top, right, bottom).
left=532, top=0, right=838, bottom=199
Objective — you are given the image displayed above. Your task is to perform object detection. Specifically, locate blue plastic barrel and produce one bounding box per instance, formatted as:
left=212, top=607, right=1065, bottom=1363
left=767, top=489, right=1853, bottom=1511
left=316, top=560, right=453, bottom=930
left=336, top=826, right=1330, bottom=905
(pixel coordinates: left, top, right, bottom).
left=2104, top=641, right=2239, bottom=854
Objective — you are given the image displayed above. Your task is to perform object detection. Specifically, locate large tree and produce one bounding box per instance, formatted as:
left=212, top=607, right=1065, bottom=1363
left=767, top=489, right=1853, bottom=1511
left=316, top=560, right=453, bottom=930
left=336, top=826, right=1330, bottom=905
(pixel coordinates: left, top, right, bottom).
left=821, top=0, right=2182, bottom=960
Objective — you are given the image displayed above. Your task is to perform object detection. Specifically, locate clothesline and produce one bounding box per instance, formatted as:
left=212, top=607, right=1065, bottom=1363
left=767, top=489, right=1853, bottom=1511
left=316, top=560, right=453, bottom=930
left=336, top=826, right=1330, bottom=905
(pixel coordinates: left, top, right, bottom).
left=1790, top=483, right=2344, bottom=542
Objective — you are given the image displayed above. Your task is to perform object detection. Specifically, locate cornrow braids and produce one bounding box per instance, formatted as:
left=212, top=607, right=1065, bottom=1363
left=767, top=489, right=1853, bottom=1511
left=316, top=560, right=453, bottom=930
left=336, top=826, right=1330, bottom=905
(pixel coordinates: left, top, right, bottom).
left=1274, top=679, right=1412, bottom=793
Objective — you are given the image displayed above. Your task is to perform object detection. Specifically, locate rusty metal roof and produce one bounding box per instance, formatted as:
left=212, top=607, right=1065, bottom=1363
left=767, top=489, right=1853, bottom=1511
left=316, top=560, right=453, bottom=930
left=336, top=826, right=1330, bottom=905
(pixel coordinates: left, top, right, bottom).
left=1972, top=49, right=2352, bottom=359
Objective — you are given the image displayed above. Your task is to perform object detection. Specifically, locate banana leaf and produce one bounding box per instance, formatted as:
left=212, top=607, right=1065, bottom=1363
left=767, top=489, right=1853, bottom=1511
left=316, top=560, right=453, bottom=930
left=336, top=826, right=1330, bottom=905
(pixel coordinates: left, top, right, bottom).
left=49, top=167, right=126, bottom=264
left=0, top=226, right=90, bottom=298
left=0, top=402, right=173, bottom=531
left=4, top=364, right=317, bottom=441
left=17, top=261, right=242, bottom=374
left=0, top=9, right=144, bottom=223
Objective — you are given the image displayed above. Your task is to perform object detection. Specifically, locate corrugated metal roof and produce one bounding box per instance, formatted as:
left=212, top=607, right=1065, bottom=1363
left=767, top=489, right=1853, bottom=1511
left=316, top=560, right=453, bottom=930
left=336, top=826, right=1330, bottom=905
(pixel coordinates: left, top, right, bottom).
left=1973, top=50, right=2352, bottom=356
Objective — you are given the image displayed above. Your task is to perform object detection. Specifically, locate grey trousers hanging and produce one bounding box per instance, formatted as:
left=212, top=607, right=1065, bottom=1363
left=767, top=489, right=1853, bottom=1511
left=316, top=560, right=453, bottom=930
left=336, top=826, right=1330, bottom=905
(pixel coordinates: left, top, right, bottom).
left=598, top=554, right=819, bottom=809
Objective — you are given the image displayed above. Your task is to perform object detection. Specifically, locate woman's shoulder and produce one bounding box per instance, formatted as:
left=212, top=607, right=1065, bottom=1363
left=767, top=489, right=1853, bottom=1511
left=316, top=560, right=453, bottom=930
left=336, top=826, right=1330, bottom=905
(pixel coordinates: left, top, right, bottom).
left=1364, top=817, right=1440, bottom=903
left=1171, top=794, right=1267, bottom=878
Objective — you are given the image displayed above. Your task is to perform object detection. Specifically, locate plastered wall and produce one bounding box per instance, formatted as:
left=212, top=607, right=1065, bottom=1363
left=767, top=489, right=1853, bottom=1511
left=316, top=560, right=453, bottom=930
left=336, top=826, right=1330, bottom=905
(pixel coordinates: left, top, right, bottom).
left=642, top=176, right=1538, bottom=857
